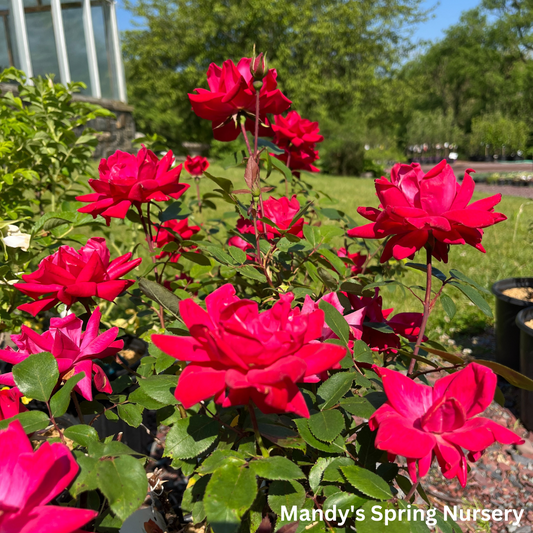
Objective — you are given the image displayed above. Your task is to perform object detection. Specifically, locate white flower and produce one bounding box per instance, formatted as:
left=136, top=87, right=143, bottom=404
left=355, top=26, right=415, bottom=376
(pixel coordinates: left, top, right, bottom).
left=2, top=225, right=31, bottom=251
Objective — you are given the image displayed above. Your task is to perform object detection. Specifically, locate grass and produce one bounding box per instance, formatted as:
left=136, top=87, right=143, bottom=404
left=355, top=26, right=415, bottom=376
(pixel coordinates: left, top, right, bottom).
left=183, top=163, right=533, bottom=345
left=79, top=159, right=533, bottom=347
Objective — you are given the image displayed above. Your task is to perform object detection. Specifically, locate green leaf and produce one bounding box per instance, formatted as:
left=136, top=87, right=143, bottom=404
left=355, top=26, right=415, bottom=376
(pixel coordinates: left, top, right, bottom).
left=320, top=249, right=347, bottom=273
left=228, top=246, right=247, bottom=264
left=449, top=268, right=490, bottom=294
left=64, top=424, right=100, bottom=447
left=138, top=375, right=178, bottom=405
left=317, top=372, right=355, bottom=410
left=138, top=278, right=181, bottom=318
left=476, top=360, right=533, bottom=390
left=128, top=387, right=167, bottom=410
left=267, top=480, right=306, bottom=515
left=13, top=352, right=59, bottom=402
left=440, top=293, right=456, bottom=320
left=164, top=415, right=219, bottom=459
left=197, top=450, right=246, bottom=474
left=159, top=202, right=190, bottom=222
left=257, top=138, right=284, bottom=154
left=405, top=262, right=447, bottom=282
left=250, top=456, right=305, bottom=480
left=308, top=410, right=345, bottom=443
left=200, top=243, right=236, bottom=265
left=308, top=457, right=334, bottom=492
left=0, top=410, right=49, bottom=433
left=240, top=265, right=267, bottom=282
left=323, top=491, right=366, bottom=512
left=204, top=462, right=258, bottom=533
left=270, top=156, right=293, bottom=182
left=181, top=251, right=211, bottom=266
left=70, top=453, right=99, bottom=496
left=97, top=455, right=148, bottom=521
left=294, top=418, right=345, bottom=453
left=322, top=457, right=355, bottom=483
left=341, top=465, right=392, bottom=500
left=117, top=403, right=144, bottom=428
left=340, top=396, right=376, bottom=418
left=449, top=281, right=493, bottom=317
left=318, top=300, right=350, bottom=346
left=50, top=372, right=85, bottom=417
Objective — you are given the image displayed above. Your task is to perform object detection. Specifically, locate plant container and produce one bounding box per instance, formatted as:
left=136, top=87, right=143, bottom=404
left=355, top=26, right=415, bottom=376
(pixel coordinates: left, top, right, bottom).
left=492, top=278, right=533, bottom=370
left=516, top=307, right=533, bottom=430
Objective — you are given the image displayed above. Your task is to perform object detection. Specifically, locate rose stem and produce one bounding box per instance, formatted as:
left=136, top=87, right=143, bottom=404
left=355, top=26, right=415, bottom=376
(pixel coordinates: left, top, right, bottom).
left=71, top=391, right=84, bottom=422
left=195, top=176, right=202, bottom=212
left=405, top=480, right=419, bottom=502
left=248, top=402, right=269, bottom=458
left=408, top=244, right=433, bottom=375
left=285, top=152, right=291, bottom=196
left=46, top=401, right=67, bottom=445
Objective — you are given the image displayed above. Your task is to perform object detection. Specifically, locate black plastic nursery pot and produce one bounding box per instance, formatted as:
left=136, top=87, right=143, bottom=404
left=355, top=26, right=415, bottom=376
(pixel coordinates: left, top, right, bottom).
left=492, top=278, right=533, bottom=370
left=516, top=308, right=533, bottom=431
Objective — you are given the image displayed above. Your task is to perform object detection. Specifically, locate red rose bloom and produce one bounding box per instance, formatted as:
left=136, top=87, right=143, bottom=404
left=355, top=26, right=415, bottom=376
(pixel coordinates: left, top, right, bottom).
left=153, top=218, right=201, bottom=263
left=369, top=363, right=524, bottom=487
left=15, top=237, right=142, bottom=316
left=271, top=111, right=323, bottom=175
left=273, top=147, right=320, bottom=174
left=152, top=284, right=346, bottom=417
left=347, top=289, right=423, bottom=352
left=347, top=160, right=506, bottom=262
left=0, top=387, right=27, bottom=420
left=337, top=247, right=367, bottom=275
left=0, top=308, right=121, bottom=401
left=184, top=155, right=209, bottom=177
left=236, top=195, right=305, bottom=240
left=272, top=111, right=324, bottom=150
left=188, top=58, right=291, bottom=141
left=77, top=147, right=189, bottom=225
left=0, top=420, right=97, bottom=533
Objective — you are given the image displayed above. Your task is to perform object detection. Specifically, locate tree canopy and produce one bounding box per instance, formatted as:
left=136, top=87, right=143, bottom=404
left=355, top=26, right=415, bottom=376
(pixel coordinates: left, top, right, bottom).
left=122, top=0, right=427, bottom=147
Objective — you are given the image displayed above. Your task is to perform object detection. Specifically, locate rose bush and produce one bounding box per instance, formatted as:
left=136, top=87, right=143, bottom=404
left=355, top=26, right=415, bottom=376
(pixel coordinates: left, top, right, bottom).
left=2, top=54, right=532, bottom=533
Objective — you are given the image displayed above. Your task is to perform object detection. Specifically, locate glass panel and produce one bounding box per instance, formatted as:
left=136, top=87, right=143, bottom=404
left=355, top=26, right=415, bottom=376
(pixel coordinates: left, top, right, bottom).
left=24, top=3, right=60, bottom=80
left=62, top=5, right=90, bottom=93
left=91, top=3, right=115, bottom=99
left=0, top=3, right=15, bottom=70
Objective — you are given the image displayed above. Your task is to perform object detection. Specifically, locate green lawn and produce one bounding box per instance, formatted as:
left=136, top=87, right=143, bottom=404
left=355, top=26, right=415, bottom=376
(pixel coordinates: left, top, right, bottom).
left=183, top=164, right=533, bottom=345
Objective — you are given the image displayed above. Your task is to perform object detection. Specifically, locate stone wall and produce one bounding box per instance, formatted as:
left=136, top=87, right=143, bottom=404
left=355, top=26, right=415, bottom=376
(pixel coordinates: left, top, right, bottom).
left=72, top=94, right=136, bottom=159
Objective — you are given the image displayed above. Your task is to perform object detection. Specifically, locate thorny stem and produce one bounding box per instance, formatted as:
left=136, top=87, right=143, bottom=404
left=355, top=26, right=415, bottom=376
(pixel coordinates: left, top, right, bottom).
left=46, top=401, right=66, bottom=445
left=240, top=121, right=253, bottom=157
left=71, top=391, right=84, bottom=422
left=412, top=363, right=464, bottom=379
left=405, top=480, right=419, bottom=502
left=195, top=176, right=202, bottom=212
left=248, top=402, right=269, bottom=458
left=408, top=244, right=433, bottom=376
left=254, top=89, right=260, bottom=156
left=285, top=152, right=291, bottom=196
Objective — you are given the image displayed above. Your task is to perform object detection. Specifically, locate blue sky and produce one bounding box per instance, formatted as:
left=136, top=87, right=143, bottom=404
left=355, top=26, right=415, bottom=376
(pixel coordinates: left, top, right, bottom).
left=115, top=0, right=482, bottom=43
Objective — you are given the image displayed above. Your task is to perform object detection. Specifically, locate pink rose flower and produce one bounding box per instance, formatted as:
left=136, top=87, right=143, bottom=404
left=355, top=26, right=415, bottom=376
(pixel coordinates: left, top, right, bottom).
left=236, top=195, right=305, bottom=241
left=15, top=237, right=142, bottom=316
left=369, top=363, right=524, bottom=487
left=153, top=218, right=201, bottom=263
left=337, top=247, right=367, bottom=275
left=347, top=161, right=507, bottom=262
left=0, top=420, right=97, bottom=532
left=184, top=155, right=209, bottom=177
left=188, top=58, right=291, bottom=141
left=0, top=387, right=27, bottom=420
left=347, top=289, right=423, bottom=352
left=0, top=307, right=121, bottom=401
left=272, top=111, right=324, bottom=150
left=152, top=284, right=346, bottom=417
left=77, top=147, right=189, bottom=225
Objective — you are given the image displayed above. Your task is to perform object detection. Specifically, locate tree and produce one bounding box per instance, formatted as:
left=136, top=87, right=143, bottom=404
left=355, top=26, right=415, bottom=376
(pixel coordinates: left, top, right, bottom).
left=122, top=0, right=427, bottom=149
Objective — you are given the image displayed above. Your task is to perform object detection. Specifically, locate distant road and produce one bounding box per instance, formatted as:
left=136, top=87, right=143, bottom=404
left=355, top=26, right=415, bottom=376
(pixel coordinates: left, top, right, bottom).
left=424, top=160, right=533, bottom=174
